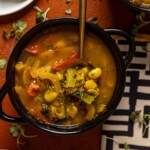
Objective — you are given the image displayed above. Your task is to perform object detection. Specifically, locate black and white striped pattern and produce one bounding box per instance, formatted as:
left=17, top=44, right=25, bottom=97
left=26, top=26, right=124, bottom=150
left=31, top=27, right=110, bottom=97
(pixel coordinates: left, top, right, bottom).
left=101, top=42, right=150, bottom=150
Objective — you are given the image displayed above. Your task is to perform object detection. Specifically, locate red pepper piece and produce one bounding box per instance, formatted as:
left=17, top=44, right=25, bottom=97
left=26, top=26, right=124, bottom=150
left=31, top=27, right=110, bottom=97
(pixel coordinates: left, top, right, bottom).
left=53, top=52, right=79, bottom=71
left=27, top=80, right=40, bottom=97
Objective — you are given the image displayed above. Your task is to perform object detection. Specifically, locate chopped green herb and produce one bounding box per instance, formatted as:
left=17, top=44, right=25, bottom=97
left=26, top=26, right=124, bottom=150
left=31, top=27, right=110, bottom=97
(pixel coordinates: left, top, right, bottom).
left=142, top=114, right=150, bottom=136
left=34, top=6, right=50, bottom=23
left=0, top=59, right=7, bottom=69
left=131, top=12, right=150, bottom=37
left=129, top=110, right=141, bottom=122
left=13, top=20, right=27, bottom=33
left=130, top=110, right=150, bottom=136
left=2, top=20, right=27, bottom=40
left=143, top=114, right=150, bottom=120
left=12, top=20, right=27, bottom=40
left=10, top=125, right=18, bottom=134
left=9, top=124, right=37, bottom=149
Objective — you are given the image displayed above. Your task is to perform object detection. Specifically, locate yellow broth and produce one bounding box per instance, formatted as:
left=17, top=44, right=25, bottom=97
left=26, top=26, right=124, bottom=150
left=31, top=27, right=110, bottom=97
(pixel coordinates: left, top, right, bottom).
left=14, top=26, right=116, bottom=125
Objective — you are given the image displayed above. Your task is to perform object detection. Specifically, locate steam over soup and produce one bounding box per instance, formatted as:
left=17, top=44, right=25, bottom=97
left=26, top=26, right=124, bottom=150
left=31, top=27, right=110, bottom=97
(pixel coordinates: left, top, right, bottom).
left=14, top=26, right=116, bottom=125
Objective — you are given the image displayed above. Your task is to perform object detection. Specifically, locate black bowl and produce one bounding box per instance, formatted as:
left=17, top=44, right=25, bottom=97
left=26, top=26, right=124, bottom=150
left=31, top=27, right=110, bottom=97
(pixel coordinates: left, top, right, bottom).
left=122, top=0, right=150, bottom=13
left=0, top=18, right=135, bottom=135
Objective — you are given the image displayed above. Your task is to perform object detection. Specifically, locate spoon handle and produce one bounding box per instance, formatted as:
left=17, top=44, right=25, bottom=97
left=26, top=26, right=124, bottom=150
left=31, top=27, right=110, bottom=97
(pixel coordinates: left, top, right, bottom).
left=79, top=0, right=86, bottom=59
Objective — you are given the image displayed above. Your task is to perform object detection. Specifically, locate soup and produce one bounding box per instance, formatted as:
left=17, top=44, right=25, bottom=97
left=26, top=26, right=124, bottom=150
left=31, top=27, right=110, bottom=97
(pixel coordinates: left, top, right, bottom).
left=14, top=26, right=116, bottom=125
left=129, top=0, right=150, bottom=8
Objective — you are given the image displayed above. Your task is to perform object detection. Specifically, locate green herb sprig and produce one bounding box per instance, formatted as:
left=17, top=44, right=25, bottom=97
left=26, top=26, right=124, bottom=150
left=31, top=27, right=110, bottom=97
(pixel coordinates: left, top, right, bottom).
left=34, top=6, right=50, bottom=23
left=105, top=110, right=150, bottom=150
left=2, top=20, right=27, bottom=40
left=131, top=12, right=150, bottom=37
left=10, top=124, right=37, bottom=150
left=129, top=110, right=142, bottom=124
left=129, top=110, right=150, bottom=136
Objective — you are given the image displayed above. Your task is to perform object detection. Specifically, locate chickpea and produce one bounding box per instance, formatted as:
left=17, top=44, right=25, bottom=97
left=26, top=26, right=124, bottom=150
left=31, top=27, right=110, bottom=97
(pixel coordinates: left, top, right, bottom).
left=44, top=90, right=58, bottom=102
left=84, top=80, right=97, bottom=90
left=87, top=88, right=100, bottom=97
left=88, top=68, right=102, bottom=79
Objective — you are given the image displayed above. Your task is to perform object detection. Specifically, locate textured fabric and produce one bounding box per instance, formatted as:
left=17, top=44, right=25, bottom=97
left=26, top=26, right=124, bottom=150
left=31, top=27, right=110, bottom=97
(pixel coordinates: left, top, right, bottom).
left=101, top=41, right=150, bottom=150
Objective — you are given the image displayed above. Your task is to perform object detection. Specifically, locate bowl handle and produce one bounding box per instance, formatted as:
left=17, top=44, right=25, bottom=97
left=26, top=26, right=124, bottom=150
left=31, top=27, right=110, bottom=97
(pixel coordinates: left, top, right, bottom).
left=0, top=83, right=24, bottom=123
left=104, top=28, right=135, bottom=69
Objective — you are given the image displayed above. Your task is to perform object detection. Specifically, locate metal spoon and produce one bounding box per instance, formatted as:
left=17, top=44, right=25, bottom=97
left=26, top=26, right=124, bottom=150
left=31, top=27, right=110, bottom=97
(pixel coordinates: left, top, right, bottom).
left=76, top=0, right=94, bottom=68
left=68, top=0, right=93, bottom=68
left=79, top=0, right=86, bottom=61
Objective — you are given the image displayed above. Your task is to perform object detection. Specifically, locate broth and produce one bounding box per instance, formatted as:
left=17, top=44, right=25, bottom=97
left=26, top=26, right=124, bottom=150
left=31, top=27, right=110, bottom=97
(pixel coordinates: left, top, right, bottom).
left=14, top=26, right=116, bottom=125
